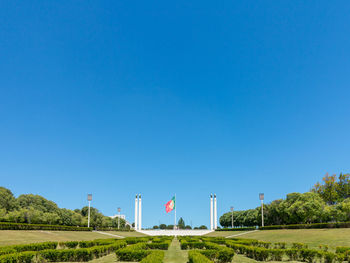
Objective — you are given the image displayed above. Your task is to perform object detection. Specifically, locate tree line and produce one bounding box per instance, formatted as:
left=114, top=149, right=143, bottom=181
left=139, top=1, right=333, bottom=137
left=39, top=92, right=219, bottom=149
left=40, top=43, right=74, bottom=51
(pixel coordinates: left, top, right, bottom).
left=152, top=217, right=208, bottom=230
left=220, top=173, right=350, bottom=228
left=0, top=187, right=127, bottom=229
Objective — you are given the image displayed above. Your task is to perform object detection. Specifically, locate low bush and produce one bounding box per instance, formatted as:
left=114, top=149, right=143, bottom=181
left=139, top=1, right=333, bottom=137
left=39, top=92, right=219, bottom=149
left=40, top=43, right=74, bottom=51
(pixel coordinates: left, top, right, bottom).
left=139, top=251, right=164, bottom=263
left=259, top=222, right=350, bottom=230
left=188, top=251, right=213, bottom=263
left=336, top=246, right=350, bottom=254
left=0, top=251, right=36, bottom=263
left=0, top=222, right=91, bottom=231
left=115, top=243, right=150, bottom=262
left=145, top=241, right=170, bottom=250
left=292, top=243, right=308, bottom=249
left=60, top=241, right=79, bottom=249
left=216, top=227, right=256, bottom=231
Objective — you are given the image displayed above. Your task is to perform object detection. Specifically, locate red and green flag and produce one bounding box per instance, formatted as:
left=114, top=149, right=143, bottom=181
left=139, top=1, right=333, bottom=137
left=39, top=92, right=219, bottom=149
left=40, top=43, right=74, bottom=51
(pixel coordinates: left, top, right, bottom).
left=165, top=196, right=175, bottom=213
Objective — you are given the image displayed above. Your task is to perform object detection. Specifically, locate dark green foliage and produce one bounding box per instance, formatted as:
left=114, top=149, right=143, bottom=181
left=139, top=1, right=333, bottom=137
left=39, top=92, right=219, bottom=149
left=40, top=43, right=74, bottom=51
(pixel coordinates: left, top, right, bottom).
left=261, top=222, right=350, bottom=230
left=188, top=251, right=213, bottom=263
left=216, top=227, right=256, bottom=231
left=0, top=222, right=91, bottom=231
left=0, top=251, right=36, bottom=263
left=292, top=243, right=308, bottom=249
left=274, top=242, right=286, bottom=249
left=139, top=251, right=164, bottom=263
left=60, top=241, right=79, bottom=249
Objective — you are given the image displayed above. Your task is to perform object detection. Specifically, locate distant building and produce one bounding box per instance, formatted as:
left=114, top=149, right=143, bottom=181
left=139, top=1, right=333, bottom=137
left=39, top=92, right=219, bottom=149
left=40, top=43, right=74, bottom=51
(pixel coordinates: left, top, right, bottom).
left=110, top=214, right=126, bottom=220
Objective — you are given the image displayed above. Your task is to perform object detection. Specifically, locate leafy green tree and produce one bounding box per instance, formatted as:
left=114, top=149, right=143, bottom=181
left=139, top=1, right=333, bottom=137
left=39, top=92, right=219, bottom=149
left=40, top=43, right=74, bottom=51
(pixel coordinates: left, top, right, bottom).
left=17, top=194, right=59, bottom=213
left=312, top=173, right=339, bottom=205
left=178, top=217, right=185, bottom=229
left=0, top=187, right=17, bottom=212
left=159, top=224, right=166, bottom=229
left=185, top=225, right=192, bottom=229
left=198, top=225, right=208, bottom=229
left=153, top=225, right=159, bottom=229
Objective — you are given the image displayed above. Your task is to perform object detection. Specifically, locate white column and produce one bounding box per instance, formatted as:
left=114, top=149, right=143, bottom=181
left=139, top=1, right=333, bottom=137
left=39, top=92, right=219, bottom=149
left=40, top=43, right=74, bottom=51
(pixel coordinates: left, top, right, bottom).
left=134, top=194, right=138, bottom=230
left=210, top=194, right=213, bottom=230
left=214, top=194, right=217, bottom=230
left=138, top=194, right=142, bottom=230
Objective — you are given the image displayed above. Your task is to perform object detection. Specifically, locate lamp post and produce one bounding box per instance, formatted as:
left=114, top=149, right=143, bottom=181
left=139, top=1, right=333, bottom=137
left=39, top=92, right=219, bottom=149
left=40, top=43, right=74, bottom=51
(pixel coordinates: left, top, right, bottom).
left=259, top=193, right=264, bottom=227
left=117, top=207, right=121, bottom=229
left=230, top=206, right=234, bottom=228
left=87, top=194, right=92, bottom=228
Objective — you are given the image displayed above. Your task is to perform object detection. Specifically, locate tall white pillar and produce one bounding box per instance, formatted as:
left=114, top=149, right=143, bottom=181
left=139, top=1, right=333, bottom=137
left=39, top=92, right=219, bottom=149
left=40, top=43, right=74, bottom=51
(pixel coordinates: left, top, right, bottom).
left=134, top=194, right=138, bottom=230
left=210, top=194, right=213, bottom=230
left=138, top=194, right=142, bottom=230
left=214, top=194, right=217, bottom=230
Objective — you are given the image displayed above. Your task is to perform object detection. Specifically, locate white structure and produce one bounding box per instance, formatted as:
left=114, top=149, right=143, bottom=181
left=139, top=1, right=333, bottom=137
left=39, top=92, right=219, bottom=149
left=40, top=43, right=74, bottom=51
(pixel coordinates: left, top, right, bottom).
left=138, top=194, right=142, bottom=230
left=134, top=194, right=142, bottom=230
left=210, top=194, right=213, bottom=230
left=210, top=193, right=218, bottom=230
left=138, top=229, right=213, bottom=236
left=135, top=195, right=138, bottom=230
left=110, top=214, right=126, bottom=220
left=214, top=194, right=217, bottom=230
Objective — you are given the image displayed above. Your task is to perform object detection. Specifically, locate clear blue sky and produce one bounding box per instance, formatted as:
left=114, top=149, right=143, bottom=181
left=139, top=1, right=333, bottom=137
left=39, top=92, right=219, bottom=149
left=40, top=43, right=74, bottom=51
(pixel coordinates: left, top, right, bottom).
left=1, top=1, right=350, bottom=228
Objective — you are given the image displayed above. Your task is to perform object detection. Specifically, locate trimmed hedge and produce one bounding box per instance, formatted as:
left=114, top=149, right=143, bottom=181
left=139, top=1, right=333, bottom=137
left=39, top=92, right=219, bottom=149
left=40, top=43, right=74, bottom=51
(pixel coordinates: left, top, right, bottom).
left=139, top=251, right=164, bottom=263
left=0, top=222, right=92, bottom=231
left=0, top=251, right=36, bottom=263
left=216, top=227, right=256, bottom=231
left=259, top=222, right=350, bottom=230
left=188, top=251, right=213, bottom=263
left=0, top=242, right=58, bottom=256
left=115, top=243, right=150, bottom=261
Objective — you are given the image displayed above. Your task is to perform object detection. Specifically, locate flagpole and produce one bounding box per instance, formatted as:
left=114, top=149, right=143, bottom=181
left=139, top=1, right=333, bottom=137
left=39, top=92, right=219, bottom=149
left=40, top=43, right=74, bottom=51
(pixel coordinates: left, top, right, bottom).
left=174, top=193, right=176, bottom=230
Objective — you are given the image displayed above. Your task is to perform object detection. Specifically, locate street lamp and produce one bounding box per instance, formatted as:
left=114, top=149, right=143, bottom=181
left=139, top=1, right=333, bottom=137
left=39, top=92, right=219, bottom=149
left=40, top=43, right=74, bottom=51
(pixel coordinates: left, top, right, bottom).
left=230, top=206, right=234, bottom=228
left=87, top=194, right=92, bottom=228
left=117, top=207, right=121, bottom=230
left=259, top=193, right=264, bottom=227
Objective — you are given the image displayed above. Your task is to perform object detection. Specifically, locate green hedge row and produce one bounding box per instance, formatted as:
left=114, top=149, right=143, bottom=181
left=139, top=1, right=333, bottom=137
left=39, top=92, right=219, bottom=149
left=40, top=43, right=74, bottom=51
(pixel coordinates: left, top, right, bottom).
left=0, top=251, right=36, bottom=263
left=116, top=243, right=150, bottom=261
left=226, top=240, right=348, bottom=263
left=0, top=242, right=58, bottom=256
left=260, top=222, right=350, bottom=230
left=216, top=227, right=256, bottom=231
left=0, top=241, right=126, bottom=263
left=139, top=251, right=164, bottom=263
left=0, top=222, right=92, bottom=231
left=40, top=242, right=126, bottom=262
left=188, top=251, right=213, bottom=263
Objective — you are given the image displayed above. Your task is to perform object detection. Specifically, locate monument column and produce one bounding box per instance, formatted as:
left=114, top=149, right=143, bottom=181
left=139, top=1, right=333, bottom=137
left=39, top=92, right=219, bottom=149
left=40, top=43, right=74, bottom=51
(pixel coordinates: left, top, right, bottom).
left=138, top=194, right=142, bottom=230
left=134, top=194, right=138, bottom=230
left=210, top=194, right=213, bottom=230
left=214, top=194, right=217, bottom=230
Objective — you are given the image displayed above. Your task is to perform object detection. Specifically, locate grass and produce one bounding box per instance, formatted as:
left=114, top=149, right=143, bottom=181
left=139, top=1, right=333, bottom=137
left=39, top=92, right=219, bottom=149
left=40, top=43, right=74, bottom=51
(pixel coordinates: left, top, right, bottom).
left=205, top=230, right=251, bottom=237
left=103, top=231, right=147, bottom=237
left=0, top=231, right=113, bottom=246
left=207, top=228, right=350, bottom=249
left=163, top=237, right=188, bottom=263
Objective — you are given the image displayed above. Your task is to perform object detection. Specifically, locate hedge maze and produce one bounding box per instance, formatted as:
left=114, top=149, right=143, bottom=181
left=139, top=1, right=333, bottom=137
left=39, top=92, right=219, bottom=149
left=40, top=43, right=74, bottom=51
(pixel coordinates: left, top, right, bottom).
left=180, top=236, right=350, bottom=263
left=0, top=236, right=172, bottom=263
left=0, top=235, right=350, bottom=263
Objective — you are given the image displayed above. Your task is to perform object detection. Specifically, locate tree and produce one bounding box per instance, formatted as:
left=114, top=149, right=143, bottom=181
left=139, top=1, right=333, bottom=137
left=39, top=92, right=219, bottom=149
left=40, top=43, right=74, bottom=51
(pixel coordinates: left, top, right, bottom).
left=159, top=224, right=166, bottom=229
left=153, top=225, right=159, bottom=229
left=199, top=225, right=208, bottom=229
left=0, top=187, right=17, bottom=212
left=185, top=225, right=192, bottom=229
left=178, top=217, right=185, bottom=229
left=312, top=173, right=339, bottom=205
left=17, top=194, right=59, bottom=213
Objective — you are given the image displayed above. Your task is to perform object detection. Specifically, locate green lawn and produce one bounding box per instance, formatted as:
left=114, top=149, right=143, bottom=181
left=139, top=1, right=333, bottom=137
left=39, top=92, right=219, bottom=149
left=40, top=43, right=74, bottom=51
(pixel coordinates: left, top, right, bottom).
left=207, top=228, right=350, bottom=249
left=0, top=231, right=112, bottom=246
left=205, top=230, right=251, bottom=237
left=103, top=231, right=146, bottom=237
left=163, top=237, right=188, bottom=263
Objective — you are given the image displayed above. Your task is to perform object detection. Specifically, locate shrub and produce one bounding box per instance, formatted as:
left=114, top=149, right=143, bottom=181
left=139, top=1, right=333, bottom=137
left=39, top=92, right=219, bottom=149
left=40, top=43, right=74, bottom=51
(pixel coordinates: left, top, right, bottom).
left=269, top=249, right=284, bottom=261
left=0, top=222, right=91, bottom=231
left=0, top=251, right=36, bottom=263
left=285, top=249, right=300, bottom=261
left=140, top=251, right=164, bottom=263
left=259, top=222, right=350, bottom=230
left=292, top=243, right=308, bottom=249
left=323, top=252, right=336, bottom=263
left=115, top=243, right=150, bottom=262
left=188, top=251, right=213, bottom=263
left=300, top=249, right=322, bottom=263
left=274, top=242, right=286, bottom=249
left=60, top=241, right=78, bottom=249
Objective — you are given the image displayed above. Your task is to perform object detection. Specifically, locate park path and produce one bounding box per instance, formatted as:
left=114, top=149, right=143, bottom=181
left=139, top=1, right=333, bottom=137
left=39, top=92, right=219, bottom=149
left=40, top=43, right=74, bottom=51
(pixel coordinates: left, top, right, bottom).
left=163, top=237, right=188, bottom=263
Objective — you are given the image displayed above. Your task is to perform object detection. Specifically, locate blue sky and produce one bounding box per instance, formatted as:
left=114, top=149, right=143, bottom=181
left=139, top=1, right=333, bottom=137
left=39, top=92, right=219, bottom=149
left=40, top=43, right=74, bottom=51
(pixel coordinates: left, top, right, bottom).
left=1, top=1, right=350, bottom=228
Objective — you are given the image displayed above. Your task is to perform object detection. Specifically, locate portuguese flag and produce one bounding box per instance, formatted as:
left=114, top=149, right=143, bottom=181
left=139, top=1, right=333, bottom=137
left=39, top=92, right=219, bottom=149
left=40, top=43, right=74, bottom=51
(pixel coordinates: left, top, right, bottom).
left=165, top=196, right=175, bottom=213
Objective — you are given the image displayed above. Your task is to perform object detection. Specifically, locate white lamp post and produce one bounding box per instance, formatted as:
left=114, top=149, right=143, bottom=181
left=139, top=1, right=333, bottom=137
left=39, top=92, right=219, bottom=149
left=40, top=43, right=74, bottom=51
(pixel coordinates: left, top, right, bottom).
left=87, top=194, right=92, bottom=228
left=259, top=193, right=264, bottom=227
left=117, top=207, right=121, bottom=229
